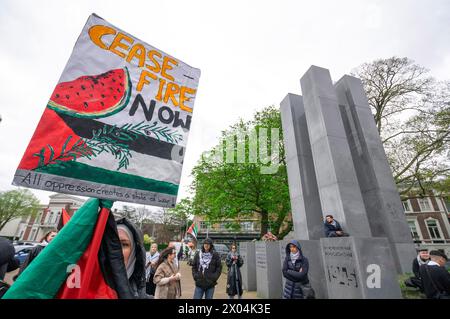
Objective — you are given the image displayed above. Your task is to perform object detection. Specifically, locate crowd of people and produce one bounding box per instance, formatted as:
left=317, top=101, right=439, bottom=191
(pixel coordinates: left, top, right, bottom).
left=0, top=214, right=245, bottom=299
left=1, top=211, right=450, bottom=299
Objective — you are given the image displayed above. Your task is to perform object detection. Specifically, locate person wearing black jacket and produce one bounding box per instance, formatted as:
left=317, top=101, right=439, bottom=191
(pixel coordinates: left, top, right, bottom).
left=419, top=250, right=450, bottom=299
left=192, top=238, right=222, bottom=299
left=0, top=237, right=20, bottom=298
left=0, top=238, right=19, bottom=281
left=404, top=248, right=429, bottom=291
left=282, top=240, right=310, bottom=299
left=226, top=243, right=244, bottom=299
left=324, top=215, right=349, bottom=237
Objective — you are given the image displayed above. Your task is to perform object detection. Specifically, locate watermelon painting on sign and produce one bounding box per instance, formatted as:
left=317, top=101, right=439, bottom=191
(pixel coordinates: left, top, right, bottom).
left=12, top=14, right=201, bottom=207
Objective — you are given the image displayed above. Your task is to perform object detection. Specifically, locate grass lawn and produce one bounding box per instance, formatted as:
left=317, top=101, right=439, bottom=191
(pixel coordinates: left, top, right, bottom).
left=398, top=273, right=426, bottom=299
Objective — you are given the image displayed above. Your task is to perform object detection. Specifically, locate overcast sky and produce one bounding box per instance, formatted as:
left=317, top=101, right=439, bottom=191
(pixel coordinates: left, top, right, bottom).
left=1, top=0, right=449, bottom=211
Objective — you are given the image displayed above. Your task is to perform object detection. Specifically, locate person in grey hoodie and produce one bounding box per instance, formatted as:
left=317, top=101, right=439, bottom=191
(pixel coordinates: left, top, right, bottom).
left=282, top=240, right=309, bottom=299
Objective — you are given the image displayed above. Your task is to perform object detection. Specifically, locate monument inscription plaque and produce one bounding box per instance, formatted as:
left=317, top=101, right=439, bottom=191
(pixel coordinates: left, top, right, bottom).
left=321, top=239, right=362, bottom=298
left=255, top=241, right=282, bottom=299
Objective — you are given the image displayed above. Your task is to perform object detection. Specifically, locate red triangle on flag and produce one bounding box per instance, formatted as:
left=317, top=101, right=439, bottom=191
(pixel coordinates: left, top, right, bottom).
left=56, top=207, right=118, bottom=299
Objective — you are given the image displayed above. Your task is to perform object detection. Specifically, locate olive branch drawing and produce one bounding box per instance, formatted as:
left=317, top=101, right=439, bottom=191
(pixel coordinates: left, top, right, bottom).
left=120, top=121, right=183, bottom=144
left=33, top=126, right=133, bottom=171
left=32, top=121, right=183, bottom=172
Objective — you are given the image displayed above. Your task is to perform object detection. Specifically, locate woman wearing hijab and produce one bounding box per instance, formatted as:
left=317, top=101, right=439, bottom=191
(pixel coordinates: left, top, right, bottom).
left=153, top=247, right=181, bottom=299
left=226, top=243, right=244, bottom=299
left=116, top=218, right=148, bottom=299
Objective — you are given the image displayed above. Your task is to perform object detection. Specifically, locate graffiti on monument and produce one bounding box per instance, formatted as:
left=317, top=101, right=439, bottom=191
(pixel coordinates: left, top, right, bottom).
left=323, top=245, right=359, bottom=288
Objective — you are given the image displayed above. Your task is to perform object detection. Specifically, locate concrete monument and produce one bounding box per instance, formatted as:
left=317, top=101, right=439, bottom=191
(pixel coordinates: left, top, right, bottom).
left=240, top=241, right=257, bottom=291
left=255, top=241, right=282, bottom=299
left=280, top=66, right=416, bottom=299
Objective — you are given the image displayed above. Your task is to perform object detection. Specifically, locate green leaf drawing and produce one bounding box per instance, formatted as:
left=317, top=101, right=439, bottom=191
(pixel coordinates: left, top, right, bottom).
left=32, top=121, right=184, bottom=172
left=119, top=121, right=184, bottom=144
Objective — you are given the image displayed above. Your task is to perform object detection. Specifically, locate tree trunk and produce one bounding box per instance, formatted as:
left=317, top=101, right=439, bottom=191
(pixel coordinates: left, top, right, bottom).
left=259, top=210, right=269, bottom=238
left=278, top=223, right=293, bottom=240
left=0, top=219, right=10, bottom=232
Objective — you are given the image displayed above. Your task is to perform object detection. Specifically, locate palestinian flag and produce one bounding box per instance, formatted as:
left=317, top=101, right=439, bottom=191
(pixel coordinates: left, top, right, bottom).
left=187, top=222, right=198, bottom=240
left=2, top=198, right=134, bottom=299
left=56, top=208, right=72, bottom=231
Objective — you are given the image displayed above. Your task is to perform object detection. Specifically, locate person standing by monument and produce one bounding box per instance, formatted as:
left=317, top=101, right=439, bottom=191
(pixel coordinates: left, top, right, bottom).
left=282, top=240, right=311, bottom=299
left=419, top=250, right=450, bottom=299
left=145, top=243, right=160, bottom=296
left=192, top=238, right=222, bottom=299
left=226, top=243, right=244, bottom=299
left=404, top=248, right=429, bottom=292
left=323, top=215, right=349, bottom=238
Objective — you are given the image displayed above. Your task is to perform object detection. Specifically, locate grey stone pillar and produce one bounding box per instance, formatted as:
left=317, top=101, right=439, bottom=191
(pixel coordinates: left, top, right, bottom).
left=334, top=75, right=416, bottom=273
left=321, top=237, right=402, bottom=299
left=300, top=66, right=372, bottom=238
left=240, top=242, right=257, bottom=291
left=280, top=94, right=324, bottom=240
left=255, top=241, right=282, bottom=299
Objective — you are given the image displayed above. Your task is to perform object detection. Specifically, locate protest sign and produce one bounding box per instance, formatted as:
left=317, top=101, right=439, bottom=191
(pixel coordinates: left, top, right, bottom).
left=12, top=13, right=201, bottom=207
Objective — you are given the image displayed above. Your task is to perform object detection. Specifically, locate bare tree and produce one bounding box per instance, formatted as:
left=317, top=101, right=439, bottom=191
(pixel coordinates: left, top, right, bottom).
left=352, top=57, right=450, bottom=195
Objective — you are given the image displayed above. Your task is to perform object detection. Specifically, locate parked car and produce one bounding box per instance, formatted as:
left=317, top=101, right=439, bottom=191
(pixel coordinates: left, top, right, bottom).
left=14, top=246, right=35, bottom=265
left=213, top=244, right=229, bottom=261
left=13, top=242, right=37, bottom=253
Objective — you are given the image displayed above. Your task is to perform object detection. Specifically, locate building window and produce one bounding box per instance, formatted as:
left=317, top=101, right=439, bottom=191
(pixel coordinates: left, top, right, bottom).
left=240, top=221, right=254, bottom=231
left=426, top=219, right=443, bottom=243
left=418, top=198, right=432, bottom=212
left=407, top=220, right=421, bottom=243
left=34, top=212, right=41, bottom=224
left=30, top=229, right=37, bottom=241
left=402, top=201, right=411, bottom=212
left=200, top=221, right=208, bottom=230
left=48, top=212, right=54, bottom=224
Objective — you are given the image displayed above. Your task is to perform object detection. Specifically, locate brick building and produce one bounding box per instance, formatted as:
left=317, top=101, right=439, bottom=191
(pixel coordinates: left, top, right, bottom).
left=402, top=194, right=450, bottom=256
left=14, top=194, right=85, bottom=242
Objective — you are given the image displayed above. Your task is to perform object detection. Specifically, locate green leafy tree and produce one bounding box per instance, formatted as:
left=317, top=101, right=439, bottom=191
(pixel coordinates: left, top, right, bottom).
left=191, top=106, right=292, bottom=238
left=352, top=57, right=450, bottom=195
left=169, top=198, right=194, bottom=234
left=0, top=188, right=41, bottom=231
